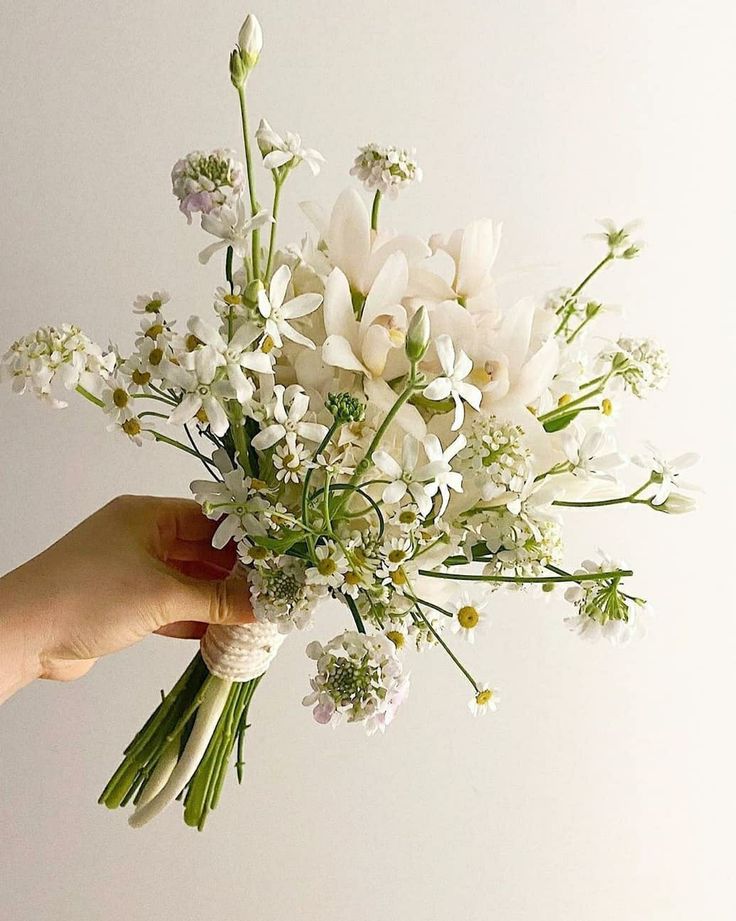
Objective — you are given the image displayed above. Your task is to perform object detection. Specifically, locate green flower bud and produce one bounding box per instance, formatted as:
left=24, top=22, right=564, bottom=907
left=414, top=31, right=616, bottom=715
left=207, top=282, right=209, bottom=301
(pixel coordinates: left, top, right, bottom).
left=325, top=392, right=366, bottom=424
left=405, top=305, right=430, bottom=363
left=229, top=48, right=246, bottom=88
left=244, top=279, right=265, bottom=309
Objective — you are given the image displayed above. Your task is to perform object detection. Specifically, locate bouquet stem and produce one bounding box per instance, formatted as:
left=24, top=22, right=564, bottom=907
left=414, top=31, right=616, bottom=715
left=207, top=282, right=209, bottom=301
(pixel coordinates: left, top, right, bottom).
left=99, top=651, right=263, bottom=830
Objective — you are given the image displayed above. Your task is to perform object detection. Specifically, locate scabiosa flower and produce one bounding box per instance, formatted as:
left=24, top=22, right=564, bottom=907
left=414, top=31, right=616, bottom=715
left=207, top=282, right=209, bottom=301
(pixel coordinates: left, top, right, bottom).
left=461, top=417, right=532, bottom=503
left=603, top=337, right=670, bottom=397
left=448, top=591, right=490, bottom=644
left=171, top=149, right=245, bottom=223
left=350, top=143, right=422, bottom=198
left=563, top=554, right=647, bottom=644
left=303, top=631, right=409, bottom=733
left=249, top=557, right=323, bottom=632
left=1, top=324, right=114, bottom=406
left=468, top=683, right=499, bottom=716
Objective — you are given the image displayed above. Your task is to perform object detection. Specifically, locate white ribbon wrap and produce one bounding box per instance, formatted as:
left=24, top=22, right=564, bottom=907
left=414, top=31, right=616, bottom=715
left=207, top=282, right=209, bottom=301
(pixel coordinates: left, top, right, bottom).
left=200, top=621, right=286, bottom=681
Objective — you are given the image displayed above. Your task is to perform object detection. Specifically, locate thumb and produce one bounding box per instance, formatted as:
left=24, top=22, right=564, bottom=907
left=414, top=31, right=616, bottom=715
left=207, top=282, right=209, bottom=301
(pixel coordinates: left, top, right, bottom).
left=162, top=570, right=255, bottom=627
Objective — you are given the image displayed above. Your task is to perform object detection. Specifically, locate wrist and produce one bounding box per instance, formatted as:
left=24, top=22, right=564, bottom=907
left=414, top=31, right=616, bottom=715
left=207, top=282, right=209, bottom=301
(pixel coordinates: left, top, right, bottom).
left=0, top=566, right=47, bottom=702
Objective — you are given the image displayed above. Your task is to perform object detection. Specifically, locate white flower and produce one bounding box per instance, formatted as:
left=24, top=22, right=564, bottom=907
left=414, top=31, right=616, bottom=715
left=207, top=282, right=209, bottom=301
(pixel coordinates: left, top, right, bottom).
left=372, top=435, right=440, bottom=517
left=303, top=631, right=409, bottom=733
left=448, top=591, right=490, bottom=644
left=186, top=316, right=271, bottom=402
left=468, top=683, right=499, bottom=716
left=249, top=557, right=323, bottom=633
left=350, top=143, right=422, bottom=198
left=422, top=433, right=467, bottom=516
left=1, top=324, right=114, bottom=406
left=191, top=450, right=270, bottom=546
left=563, top=554, right=646, bottom=645
left=602, top=337, right=669, bottom=397
left=133, top=290, right=170, bottom=314
left=410, top=219, right=501, bottom=313
left=273, top=433, right=313, bottom=484
left=460, top=417, right=532, bottom=507
left=306, top=541, right=347, bottom=588
left=251, top=384, right=328, bottom=450
left=256, top=119, right=325, bottom=176
left=589, top=219, right=643, bottom=258
left=321, top=254, right=409, bottom=379
left=423, top=335, right=481, bottom=430
left=171, top=149, right=245, bottom=223
left=562, top=426, right=627, bottom=483
left=199, top=200, right=273, bottom=264
left=257, top=264, right=323, bottom=350
left=99, top=374, right=134, bottom=423
left=632, top=444, right=700, bottom=506
left=165, top=346, right=232, bottom=436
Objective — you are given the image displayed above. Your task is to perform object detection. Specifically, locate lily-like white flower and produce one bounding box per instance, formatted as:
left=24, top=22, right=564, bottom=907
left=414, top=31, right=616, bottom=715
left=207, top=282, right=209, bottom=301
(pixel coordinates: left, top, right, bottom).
left=409, top=219, right=501, bottom=313
left=372, top=434, right=444, bottom=516
left=166, top=347, right=233, bottom=436
left=322, top=253, right=409, bottom=379
left=191, top=450, right=269, bottom=546
left=633, top=444, right=700, bottom=505
left=257, top=265, right=323, bottom=349
left=251, top=384, right=328, bottom=450
left=322, top=188, right=429, bottom=295
left=423, top=334, right=481, bottom=430
left=256, top=119, right=325, bottom=176
left=422, top=433, right=467, bottom=515
left=186, top=316, right=272, bottom=402
left=199, top=200, right=273, bottom=264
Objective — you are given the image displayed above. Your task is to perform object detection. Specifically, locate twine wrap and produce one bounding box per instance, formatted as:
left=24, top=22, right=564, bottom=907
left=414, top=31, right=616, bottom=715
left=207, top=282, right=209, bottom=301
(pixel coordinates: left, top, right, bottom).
left=200, top=621, right=286, bottom=682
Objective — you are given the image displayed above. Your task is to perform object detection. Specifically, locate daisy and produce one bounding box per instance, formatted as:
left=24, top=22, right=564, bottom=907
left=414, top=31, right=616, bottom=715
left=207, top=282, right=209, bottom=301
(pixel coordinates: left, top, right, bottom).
left=448, top=591, right=490, bottom=644
left=273, top=433, right=312, bottom=484
left=468, top=683, right=499, bottom=716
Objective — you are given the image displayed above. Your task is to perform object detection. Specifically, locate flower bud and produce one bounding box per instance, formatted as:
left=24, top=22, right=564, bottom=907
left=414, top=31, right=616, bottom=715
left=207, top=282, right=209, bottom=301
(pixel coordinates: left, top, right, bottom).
left=405, top=305, right=430, bottom=362
left=229, top=48, right=246, bottom=87
left=238, top=13, right=263, bottom=72
left=244, top=278, right=265, bottom=308
left=653, top=493, right=697, bottom=514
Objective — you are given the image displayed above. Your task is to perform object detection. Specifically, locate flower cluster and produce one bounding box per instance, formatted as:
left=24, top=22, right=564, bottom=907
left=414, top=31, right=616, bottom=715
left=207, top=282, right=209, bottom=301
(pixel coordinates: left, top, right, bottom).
left=3, top=12, right=698, bottom=744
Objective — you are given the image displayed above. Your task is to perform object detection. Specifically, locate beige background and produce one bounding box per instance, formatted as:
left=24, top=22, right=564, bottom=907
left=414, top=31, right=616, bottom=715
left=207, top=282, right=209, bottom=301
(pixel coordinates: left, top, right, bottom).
left=1, top=1, right=734, bottom=919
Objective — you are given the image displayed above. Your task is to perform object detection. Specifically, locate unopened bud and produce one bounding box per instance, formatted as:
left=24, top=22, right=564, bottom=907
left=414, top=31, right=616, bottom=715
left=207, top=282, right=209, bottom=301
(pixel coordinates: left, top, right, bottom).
left=654, top=493, right=697, bottom=514
left=230, top=48, right=246, bottom=87
left=244, top=278, right=265, bottom=309
left=238, top=13, right=263, bottom=72
left=405, top=305, right=430, bottom=362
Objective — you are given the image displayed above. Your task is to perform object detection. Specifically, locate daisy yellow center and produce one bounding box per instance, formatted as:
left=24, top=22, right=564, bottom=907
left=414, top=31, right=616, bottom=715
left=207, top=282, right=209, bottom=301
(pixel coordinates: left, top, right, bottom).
left=223, top=294, right=241, bottom=306
left=476, top=689, right=493, bottom=706
left=145, top=324, right=164, bottom=340
left=113, top=388, right=129, bottom=408
left=145, top=299, right=162, bottom=313
left=391, top=567, right=408, bottom=587
left=317, top=558, right=337, bottom=576
left=399, top=510, right=417, bottom=525
left=388, top=549, right=407, bottom=564
left=149, top=348, right=163, bottom=366
left=131, top=369, right=151, bottom=386
left=386, top=630, right=405, bottom=649
left=186, top=334, right=201, bottom=352
left=261, top=336, right=275, bottom=354
left=122, top=418, right=141, bottom=436
left=601, top=398, right=613, bottom=416
left=344, top=571, right=362, bottom=586
left=457, top=605, right=479, bottom=629
left=196, top=407, right=209, bottom=423
left=248, top=546, right=269, bottom=560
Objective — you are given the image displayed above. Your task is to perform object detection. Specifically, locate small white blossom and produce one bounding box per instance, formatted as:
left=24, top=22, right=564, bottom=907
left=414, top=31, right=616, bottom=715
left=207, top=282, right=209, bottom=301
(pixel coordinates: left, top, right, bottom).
left=448, top=591, right=490, bottom=644
left=199, top=200, right=273, bottom=264
left=256, top=119, right=325, bottom=176
left=251, top=384, right=328, bottom=451
left=564, top=554, right=646, bottom=645
left=273, top=433, right=313, bottom=484
left=258, top=264, right=323, bottom=350
left=133, top=290, right=170, bottom=315
left=468, top=683, right=499, bottom=716
left=632, top=444, right=700, bottom=506
left=423, top=335, right=481, bottom=430
left=562, top=426, right=627, bottom=483
left=191, top=450, right=270, bottom=546
left=165, top=346, right=232, bottom=436
left=422, top=433, right=467, bottom=516
left=249, top=557, right=323, bottom=632
left=186, top=316, right=272, bottom=402
left=306, top=541, right=348, bottom=588
left=350, top=143, right=422, bottom=198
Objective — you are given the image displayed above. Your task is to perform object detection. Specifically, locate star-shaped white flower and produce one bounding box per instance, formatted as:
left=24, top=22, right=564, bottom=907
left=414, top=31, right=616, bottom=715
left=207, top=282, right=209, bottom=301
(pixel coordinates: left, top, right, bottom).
left=423, top=335, right=481, bottom=430
left=251, top=384, right=328, bottom=451
left=633, top=443, right=700, bottom=505
left=198, top=200, right=273, bottom=264
left=186, top=316, right=272, bottom=403
left=258, top=265, right=323, bottom=350
left=372, top=434, right=447, bottom=517
left=256, top=118, right=325, bottom=176
left=166, top=346, right=233, bottom=436
left=422, top=432, right=467, bottom=516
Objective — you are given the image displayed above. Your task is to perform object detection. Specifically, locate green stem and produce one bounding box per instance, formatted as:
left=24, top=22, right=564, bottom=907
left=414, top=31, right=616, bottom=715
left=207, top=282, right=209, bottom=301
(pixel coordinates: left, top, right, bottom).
left=149, top=431, right=204, bottom=458
left=264, top=178, right=283, bottom=279
left=236, top=84, right=261, bottom=279
left=552, top=478, right=653, bottom=508
left=75, top=384, right=104, bottom=407
left=413, top=605, right=478, bottom=692
left=371, top=190, right=382, bottom=231
left=570, top=252, right=613, bottom=299
left=418, top=569, right=633, bottom=584
left=344, top=594, right=366, bottom=634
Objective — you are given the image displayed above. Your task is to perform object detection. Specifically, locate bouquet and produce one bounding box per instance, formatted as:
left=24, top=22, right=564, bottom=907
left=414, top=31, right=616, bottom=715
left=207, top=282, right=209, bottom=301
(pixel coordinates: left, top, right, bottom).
left=1, top=12, right=698, bottom=831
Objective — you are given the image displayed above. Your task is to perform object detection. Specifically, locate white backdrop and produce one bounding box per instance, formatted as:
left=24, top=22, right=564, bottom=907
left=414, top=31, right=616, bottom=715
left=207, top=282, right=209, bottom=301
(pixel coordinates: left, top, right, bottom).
left=1, top=2, right=734, bottom=919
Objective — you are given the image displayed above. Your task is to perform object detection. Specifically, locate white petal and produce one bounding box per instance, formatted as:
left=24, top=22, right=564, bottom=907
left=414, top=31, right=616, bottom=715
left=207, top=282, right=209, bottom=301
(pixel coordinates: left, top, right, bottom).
left=297, top=421, right=329, bottom=443
left=251, top=424, right=286, bottom=450
left=423, top=377, right=452, bottom=401
left=372, top=450, right=402, bottom=479
left=327, top=189, right=371, bottom=291
left=269, top=264, right=291, bottom=311
left=167, top=394, right=201, bottom=426
left=281, top=293, right=323, bottom=319
left=322, top=334, right=368, bottom=375
left=382, top=481, right=408, bottom=505
left=434, top=334, right=456, bottom=376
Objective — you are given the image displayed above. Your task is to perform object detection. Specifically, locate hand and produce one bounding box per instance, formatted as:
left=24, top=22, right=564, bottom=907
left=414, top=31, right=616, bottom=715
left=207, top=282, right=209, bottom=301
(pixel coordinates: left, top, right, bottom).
left=0, top=495, right=253, bottom=701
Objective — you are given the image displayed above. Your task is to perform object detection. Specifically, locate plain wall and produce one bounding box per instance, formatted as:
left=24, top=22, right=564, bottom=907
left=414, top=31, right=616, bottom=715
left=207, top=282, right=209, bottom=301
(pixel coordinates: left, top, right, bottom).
left=1, top=2, right=734, bottom=919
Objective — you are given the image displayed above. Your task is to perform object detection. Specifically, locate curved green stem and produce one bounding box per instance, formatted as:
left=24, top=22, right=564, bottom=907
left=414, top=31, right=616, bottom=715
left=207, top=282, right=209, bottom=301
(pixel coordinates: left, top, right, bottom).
left=236, top=84, right=261, bottom=278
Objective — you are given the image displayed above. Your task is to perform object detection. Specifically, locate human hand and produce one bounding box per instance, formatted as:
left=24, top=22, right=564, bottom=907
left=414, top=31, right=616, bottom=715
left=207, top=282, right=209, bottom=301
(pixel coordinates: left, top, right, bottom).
left=0, top=495, right=252, bottom=700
